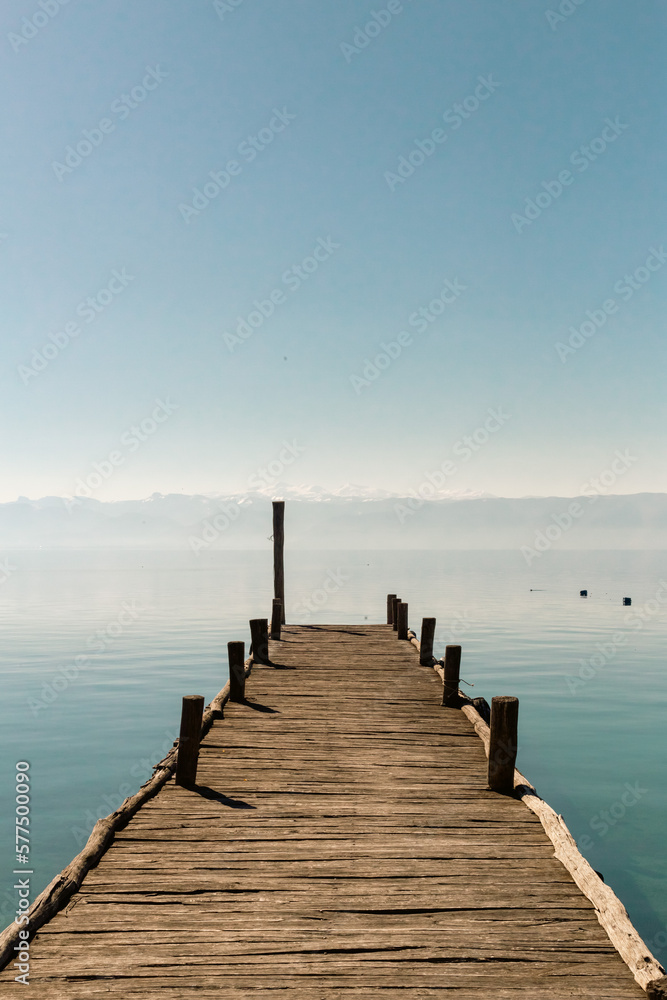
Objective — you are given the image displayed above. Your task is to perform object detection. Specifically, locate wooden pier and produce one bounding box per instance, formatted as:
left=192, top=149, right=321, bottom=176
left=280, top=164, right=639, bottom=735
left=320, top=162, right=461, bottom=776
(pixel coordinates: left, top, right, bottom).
left=2, top=619, right=666, bottom=996
left=1, top=504, right=665, bottom=996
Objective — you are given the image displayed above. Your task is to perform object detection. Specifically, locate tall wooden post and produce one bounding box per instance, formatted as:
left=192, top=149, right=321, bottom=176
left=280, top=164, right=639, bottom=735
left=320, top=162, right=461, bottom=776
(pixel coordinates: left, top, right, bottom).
left=386, top=594, right=397, bottom=625
left=228, top=641, right=246, bottom=702
left=419, top=618, right=436, bottom=665
left=397, top=602, right=408, bottom=639
left=250, top=618, right=269, bottom=665
left=391, top=596, right=401, bottom=631
left=273, top=500, right=285, bottom=624
left=175, top=695, right=205, bottom=787
left=442, top=645, right=461, bottom=706
left=488, top=696, right=519, bottom=794
left=270, top=598, right=282, bottom=640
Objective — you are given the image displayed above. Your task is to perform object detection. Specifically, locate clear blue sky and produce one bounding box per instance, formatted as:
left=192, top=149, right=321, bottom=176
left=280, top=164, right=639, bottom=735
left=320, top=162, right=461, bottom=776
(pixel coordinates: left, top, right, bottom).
left=1, top=0, right=665, bottom=501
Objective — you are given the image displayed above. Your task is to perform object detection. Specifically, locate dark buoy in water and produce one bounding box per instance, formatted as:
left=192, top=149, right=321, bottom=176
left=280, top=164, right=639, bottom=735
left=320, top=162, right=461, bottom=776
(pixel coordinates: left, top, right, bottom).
left=623, top=597, right=632, bottom=606
left=580, top=590, right=588, bottom=597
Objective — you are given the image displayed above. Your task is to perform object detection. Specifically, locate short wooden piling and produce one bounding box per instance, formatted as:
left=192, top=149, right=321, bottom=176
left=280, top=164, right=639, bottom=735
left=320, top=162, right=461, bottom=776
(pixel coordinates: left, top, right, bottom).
left=386, top=594, right=397, bottom=625
left=488, top=695, right=519, bottom=795
left=175, top=695, right=205, bottom=787
left=270, top=599, right=282, bottom=640
left=391, top=596, right=401, bottom=631
left=442, top=644, right=461, bottom=706
left=419, top=617, right=436, bottom=664
left=397, top=602, right=408, bottom=639
left=249, top=618, right=270, bottom=665
left=228, top=641, right=246, bottom=702
left=273, top=501, right=285, bottom=623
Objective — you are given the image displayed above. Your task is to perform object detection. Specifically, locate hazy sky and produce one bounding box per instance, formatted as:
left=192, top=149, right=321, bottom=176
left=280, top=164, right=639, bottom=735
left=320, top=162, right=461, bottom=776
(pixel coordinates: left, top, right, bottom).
left=1, top=0, right=665, bottom=501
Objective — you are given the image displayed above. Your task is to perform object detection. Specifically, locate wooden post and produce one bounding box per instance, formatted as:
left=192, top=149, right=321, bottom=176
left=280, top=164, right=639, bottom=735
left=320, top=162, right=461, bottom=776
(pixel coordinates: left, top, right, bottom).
left=270, top=598, right=282, bottom=640
left=488, top=696, right=519, bottom=795
left=386, top=594, right=397, bottom=625
left=272, top=500, right=285, bottom=623
left=228, top=641, right=246, bottom=702
left=397, top=602, right=408, bottom=639
left=250, top=618, right=269, bottom=665
left=391, top=596, right=401, bottom=631
left=441, top=645, right=461, bottom=706
left=175, top=695, right=205, bottom=787
left=419, top=618, right=436, bottom=665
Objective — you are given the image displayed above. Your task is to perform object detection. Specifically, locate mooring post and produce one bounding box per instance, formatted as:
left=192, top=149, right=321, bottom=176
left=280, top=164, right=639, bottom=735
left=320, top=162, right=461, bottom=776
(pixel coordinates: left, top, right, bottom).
left=272, top=500, right=285, bottom=623
left=647, top=975, right=667, bottom=999
left=175, top=695, right=205, bottom=788
left=386, top=593, right=397, bottom=625
left=488, top=695, right=519, bottom=795
left=270, top=598, right=282, bottom=640
left=441, top=644, right=462, bottom=706
left=419, top=618, right=436, bottom=665
left=249, top=618, right=270, bottom=665
left=397, top=602, right=408, bottom=639
left=228, top=640, right=246, bottom=702
left=391, top=596, right=401, bottom=631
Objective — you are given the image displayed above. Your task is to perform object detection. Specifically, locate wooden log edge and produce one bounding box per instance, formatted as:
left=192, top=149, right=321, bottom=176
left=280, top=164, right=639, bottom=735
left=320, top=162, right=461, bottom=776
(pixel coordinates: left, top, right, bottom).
left=0, top=657, right=254, bottom=972
left=407, top=628, right=665, bottom=994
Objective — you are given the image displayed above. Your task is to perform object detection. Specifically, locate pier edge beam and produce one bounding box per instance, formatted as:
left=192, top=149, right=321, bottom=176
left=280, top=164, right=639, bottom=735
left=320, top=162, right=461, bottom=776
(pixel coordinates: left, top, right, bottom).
left=228, top=641, right=246, bottom=702
left=419, top=618, right=436, bottom=665
left=488, top=695, right=519, bottom=794
left=442, top=644, right=462, bottom=706
left=175, top=695, right=205, bottom=787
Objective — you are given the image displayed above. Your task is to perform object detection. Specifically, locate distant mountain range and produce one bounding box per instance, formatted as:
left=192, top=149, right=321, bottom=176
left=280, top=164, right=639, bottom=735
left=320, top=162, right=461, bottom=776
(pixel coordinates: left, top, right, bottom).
left=0, top=486, right=665, bottom=550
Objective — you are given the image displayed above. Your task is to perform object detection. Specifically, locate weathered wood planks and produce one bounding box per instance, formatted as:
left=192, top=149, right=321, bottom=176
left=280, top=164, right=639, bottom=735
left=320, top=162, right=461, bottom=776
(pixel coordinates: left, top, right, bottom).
left=0, top=623, right=653, bottom=996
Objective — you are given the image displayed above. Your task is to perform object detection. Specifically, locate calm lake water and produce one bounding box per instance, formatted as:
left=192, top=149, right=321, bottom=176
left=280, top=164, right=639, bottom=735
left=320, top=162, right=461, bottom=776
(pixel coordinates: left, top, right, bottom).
left=0, top=548, right=665, bottom=958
